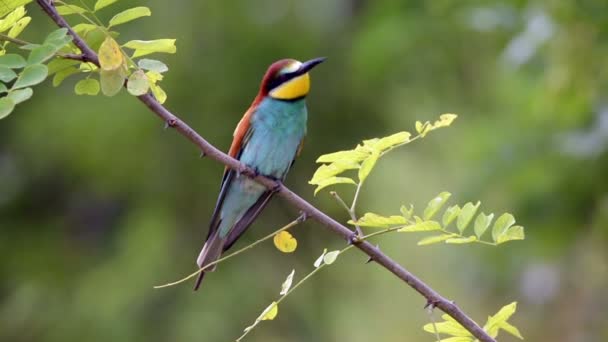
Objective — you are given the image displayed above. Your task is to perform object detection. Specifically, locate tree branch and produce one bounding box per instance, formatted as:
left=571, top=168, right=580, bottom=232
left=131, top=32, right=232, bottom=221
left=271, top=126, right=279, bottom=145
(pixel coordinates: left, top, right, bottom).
left=34, top=1, right=495, bottom=341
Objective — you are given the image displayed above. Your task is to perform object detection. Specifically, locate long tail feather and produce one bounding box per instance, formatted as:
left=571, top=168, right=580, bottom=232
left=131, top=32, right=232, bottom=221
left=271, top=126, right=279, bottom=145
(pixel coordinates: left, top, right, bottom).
left=193, top=230, right=225, bottom=291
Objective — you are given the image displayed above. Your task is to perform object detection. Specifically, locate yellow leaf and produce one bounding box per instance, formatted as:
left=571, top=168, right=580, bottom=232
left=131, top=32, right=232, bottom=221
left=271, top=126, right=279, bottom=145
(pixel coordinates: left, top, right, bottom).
left=98, top=37, right=123, bottom=70
left=260, top=302, right=278, bottom=320
left=273, top=231, right=297, bottom=253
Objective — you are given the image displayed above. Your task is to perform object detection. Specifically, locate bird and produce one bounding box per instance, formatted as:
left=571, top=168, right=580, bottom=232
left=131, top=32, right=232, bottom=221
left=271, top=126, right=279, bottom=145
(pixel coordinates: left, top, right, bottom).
left=194, top=57, right=326, bottom=290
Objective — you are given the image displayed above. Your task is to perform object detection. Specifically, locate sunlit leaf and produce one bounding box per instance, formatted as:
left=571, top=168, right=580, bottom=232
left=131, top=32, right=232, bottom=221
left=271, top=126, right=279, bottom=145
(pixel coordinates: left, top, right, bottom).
left=13, top=64, right=47, bottom=89
left=127, top=69, right=149, bottom=96
left=499, top=320, right=524, bottom=339
left=108, top=7, right=151, bottom=27
left=260, top=301, right=278, bottom=320
left=0, top=66, right=16, bottom=82
left=313, top=249, right=327, bottom=268
left=7, top=87, right=32, bottom=104
left=415, top=120, right=431, bottom=136
left=149, top=82, right=167, bottom=103
left=0, top=83, right=7, bottom=93
left=99, top=66, right=126, bottom=96
left=323, top=250, right=340, bottom=265
left=279, top=269, right=294, bottom=295
left=446, top=236, right=477, bottom=244
left=7, top=16, right=30, bottom=38
left=483, top=302, right=520, bottom=339
left=433, top=113, right=458, bottom=128
left=399, top=218, right=441, bottom=232
left=442, top=205, right=460, bottom=227
left=0, top=97, right=15, bottom=119
left=145, top=70, right=163, bottom=83
left=491, top=213, right=516, bottom=242
left=423, top=192, right=451, bottom=220
left=94, top=0, right=118, bottom=11
left=55, top=5, right=87, bottom=16
left=72, top=23, right=97, bottom=36
left=0, top=2, right=31, bottom=19
left=423, top=315, right=472, bottom=337
left=350, top=212, right=407, bottom=228
left=473, top=212, right=494, bottom=238
left=316, top=149, right=369, bottom=164
left=358, top=150, right=379, bottom=183
left=375, top=131, right=411, bottom=151
left=496, top=225, right=524, bottom=244
left=123, top=39, right=177, bottom=58
left=312, top=176, right=356, bottom=195
left=417, top=234, right=457, bottom=246
left=82, top=27, right=107, bottom=52
left=137, top=58, right=168, bottom=73
left=27, top=44, right=55, bottom=65
left=273, top=231, right=297, bottom=253
left=456, top=201, right=480, bottom=233
left=309, top=160, right=360, bottom=185
left=98, top=37, right=124, bottom=70
left=74, top=78, right=100, bottom=95
left=0, top=54, right=25, bottom=68
left=0, top=6, right=25, bottom=32
left=52, top=66, right=79, bottom=86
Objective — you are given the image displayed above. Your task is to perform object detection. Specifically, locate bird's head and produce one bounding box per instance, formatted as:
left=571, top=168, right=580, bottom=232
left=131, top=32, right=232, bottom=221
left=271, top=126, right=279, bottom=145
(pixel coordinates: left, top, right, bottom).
left=260, top=57, right=325, bottom=101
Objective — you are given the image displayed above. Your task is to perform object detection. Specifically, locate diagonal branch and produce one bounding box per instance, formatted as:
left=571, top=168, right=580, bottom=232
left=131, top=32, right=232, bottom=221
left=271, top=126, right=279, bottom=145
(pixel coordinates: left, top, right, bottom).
left=34, top=1, right=495, bottom=341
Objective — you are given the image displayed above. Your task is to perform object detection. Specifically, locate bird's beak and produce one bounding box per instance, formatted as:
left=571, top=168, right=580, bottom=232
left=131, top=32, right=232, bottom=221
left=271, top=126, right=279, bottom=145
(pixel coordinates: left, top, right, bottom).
left=295, top=57, right=326, bottom=76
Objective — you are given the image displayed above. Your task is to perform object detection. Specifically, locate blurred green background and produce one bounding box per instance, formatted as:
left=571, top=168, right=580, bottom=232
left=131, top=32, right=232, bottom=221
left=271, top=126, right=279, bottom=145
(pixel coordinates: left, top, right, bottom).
left=1, top=0, right=607, bottom=341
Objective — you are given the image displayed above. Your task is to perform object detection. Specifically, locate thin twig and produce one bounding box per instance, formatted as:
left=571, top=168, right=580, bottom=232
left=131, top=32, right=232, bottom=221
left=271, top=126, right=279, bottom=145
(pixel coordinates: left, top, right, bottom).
left=34, top=1, right=495, bottom=341
left=330, top=191, right=363, bottom=236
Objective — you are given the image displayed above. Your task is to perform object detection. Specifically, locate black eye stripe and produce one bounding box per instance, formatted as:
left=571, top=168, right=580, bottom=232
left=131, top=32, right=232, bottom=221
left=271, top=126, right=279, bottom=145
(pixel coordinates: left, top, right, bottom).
left=267, top=72, right=296, bottom=92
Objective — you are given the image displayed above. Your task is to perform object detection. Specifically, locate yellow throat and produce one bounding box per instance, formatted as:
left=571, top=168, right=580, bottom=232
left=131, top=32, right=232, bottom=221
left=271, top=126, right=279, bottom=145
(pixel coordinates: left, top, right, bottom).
left=269, top=73, right=310, bottom=100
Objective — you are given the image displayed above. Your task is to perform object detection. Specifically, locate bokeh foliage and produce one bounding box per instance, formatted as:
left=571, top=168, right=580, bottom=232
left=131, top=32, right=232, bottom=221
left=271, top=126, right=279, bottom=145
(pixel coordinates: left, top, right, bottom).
left=1, top=0, right=607, bottom=341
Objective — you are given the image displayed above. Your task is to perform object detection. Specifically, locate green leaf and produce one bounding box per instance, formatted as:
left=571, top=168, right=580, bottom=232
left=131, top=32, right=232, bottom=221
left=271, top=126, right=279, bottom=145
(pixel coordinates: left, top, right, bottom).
left=108, top=7, right=151, bottom=27
left=123, top=39, right=177, bottom=58
left=27, top=45, right=55, bottom=65
left=496, top=225, right=525, bottom=244
left=423, top=192, right=451, bottom=220
left=7, top=87, right=32, bottom=104
left=499, top=320, right=524, bottom=339
left=446, top=236, right=477, bottom=244
left=0, top=2, right=31, bottom=19
left=312, top=176, right=356, bottom=195
left=137, top=58, right=168, bottom=73
left=0, top=65, right=17, bottom=82
left=323, top=250, right=340, bottom=265
left=150, top=82, right=166, bottom=103
left=74, top=78, right=100, bottom=95
left=415, top=120, right=431, bottom=136
left=442, top=205, right=460, bottom=227
left=47, top=58, right=79, bottom=75
left=351, top=212, right=407, bottom=228
left=82, top=27, right=108, bottom=52
left=0, top=6, right=25, bottom=32
left=358, top=150, right=379, bottom=183
left=94, top=0, right=118, bottom=11
left=72, top=23, right=97, bottom=36
left=0, top=97, right=15, bottom=119
left=456, top=201, right=480, bottom=233
left=491, top=213, right=516, bottom=242
left=100, top=67, right=125, bottom=96
left=44, top=28, right=68, bottom=43
left=7, top=16, right=30, bottom=39
left=400, top=204, right=413, bottom=220
left=52, top=66, right=79, bottom=87
left=309, top=160, right=360, bottom=185
left=433, top=113, right=458, bottom=128
left=399, top=219, right=441, bottom=232
left=417, top=234, right=457, bottom=246
left=13, top=64, right=47, bottom=89
left=126, top=69, right=149, bottom=96
left=55, top=5, right=87, bottom=16
left=0, top=54, right=26, bottom=68
left=473, top=212, right=494, bottom=238
left=0, top=83, right=7, bottom=93
left=375, top=131, right=411, bottom=151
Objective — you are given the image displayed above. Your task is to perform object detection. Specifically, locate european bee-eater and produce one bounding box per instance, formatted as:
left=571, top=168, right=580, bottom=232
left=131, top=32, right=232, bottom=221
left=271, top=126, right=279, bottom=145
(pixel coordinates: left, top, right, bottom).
left=194, top=57, right=325, bottom=290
